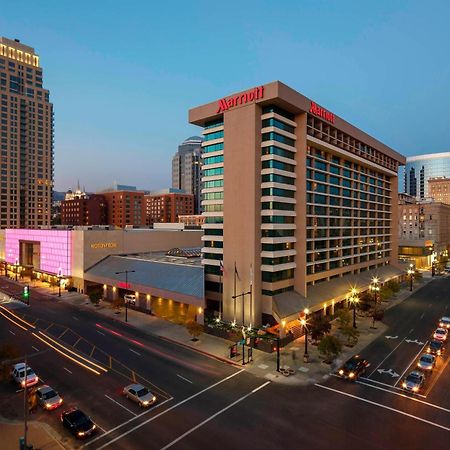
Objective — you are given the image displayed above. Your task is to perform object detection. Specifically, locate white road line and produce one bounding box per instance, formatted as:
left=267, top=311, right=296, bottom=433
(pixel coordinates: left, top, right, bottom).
left=129, top=348, right=141, bottom=356
left=97, top=331, right=105, bottom=336
left=63, top=367, right=73, bottom=374
left=88, top=369, right=245, bottom=449
left=32, top=346, right=39, bottom=352
left=160, top=381, right=271, bottom=450
left=408, top=328, right=414, bottom=334
left=9, top=330, right=15, bottom=335
left=177, top=374, right=193, bottom=384
left=315, top=383, right=450, bottom=431
left=368, top=338, right=405, bottom=377
left=420, top=313, right=425, bottom=319
left=394, top=341, right=428, bottom=387
left=72, top=316, right=79, bottom=321
left=105, top=394, right=137, bottom=416
left=359, top=377, right=410, bottom=393
left=96, top=424, right=107, bottom=433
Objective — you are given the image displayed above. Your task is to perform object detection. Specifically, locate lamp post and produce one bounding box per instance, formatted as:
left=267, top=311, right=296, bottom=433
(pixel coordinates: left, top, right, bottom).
left=408, top=264, right=414, bottom=291
left=348, top=288, right=359, bottom=329
left=301, top=307, right=309, bottom=363
left=115, top=270, right=135, bottom=322
left=369, top=277, right=380, bottom=329
left=57, top=267, right=62, bottom=297
left=15, top=258, right=18, bottom=282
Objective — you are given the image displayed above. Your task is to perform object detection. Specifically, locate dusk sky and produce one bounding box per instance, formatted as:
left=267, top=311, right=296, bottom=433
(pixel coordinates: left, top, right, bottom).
left=2, top=0, right=449, bottom=192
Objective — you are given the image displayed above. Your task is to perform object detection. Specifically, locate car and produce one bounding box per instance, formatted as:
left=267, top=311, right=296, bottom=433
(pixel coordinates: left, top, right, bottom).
left=337, top=355, right=370, bottom=380
left=36, top=385, right=63, bottom=410
left=417, top=353, right=436, bottom=371
left=438, top=316, right=450, bottom=329
left=433, top=327, right=448, bottom=341
left=426, top=339, right=445, bottom=356
left=123, top=383, right=156, bottom=407
left=402, top=370, right=426, bottom=393
left=124, top=294, right=136, bottom=305
left=11, top=363, right=39, bottom=388
left=60, top=408, right=96, bottom=438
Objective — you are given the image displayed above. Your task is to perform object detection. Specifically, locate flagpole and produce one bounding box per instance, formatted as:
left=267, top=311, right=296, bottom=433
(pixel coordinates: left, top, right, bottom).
left=219, top=270, right=222, bottom=320
left=233, top=261, right=237, bottom=324
left=249, top=264, right=253, bottom=328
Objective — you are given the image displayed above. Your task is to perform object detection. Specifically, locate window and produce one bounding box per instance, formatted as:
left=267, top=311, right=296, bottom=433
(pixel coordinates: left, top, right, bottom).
left=261, top=132, right=295, bottom=147
left=262, top=118, right=295, bottom=134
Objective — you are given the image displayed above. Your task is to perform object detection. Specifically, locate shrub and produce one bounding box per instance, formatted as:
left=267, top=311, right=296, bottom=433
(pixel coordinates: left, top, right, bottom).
left=186, top=320, right=203, bottom=341
left=309, top=314, right=331, bottom=341
left=341, top=326, right=359, bottom=346
left=318, top=335, right=342, bottom=363
left=336, top=308, right=352, bottom=329
left=385, top=280, right=400, bottom=293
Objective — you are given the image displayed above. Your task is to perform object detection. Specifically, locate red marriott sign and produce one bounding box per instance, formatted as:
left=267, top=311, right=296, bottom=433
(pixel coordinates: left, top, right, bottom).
left=309, top=101, right=335, bottom=123
left=217, top=86, right=264, bottom=113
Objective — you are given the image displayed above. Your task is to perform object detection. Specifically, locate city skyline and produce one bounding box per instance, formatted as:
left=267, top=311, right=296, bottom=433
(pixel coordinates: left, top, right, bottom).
left=1, top=0, right=450, bottom=192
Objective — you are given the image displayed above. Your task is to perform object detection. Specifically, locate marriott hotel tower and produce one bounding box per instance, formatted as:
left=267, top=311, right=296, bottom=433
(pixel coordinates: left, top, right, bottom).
left=189, top=82, right=405, bottom=327
left=0, top=37, right=53, bottom=228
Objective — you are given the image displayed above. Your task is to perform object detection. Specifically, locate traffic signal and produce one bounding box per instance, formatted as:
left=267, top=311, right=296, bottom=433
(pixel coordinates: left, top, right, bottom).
left=23, top=286, right=30, bottom=304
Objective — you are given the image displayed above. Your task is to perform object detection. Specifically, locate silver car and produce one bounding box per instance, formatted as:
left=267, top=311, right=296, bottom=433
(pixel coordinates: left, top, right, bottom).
left=417, top=353, right=435, bottom=371
left=36, top=385, right=63, bottom=410
left=402, top=370, right=425, bottom=393
left=123, top=383, right=156, bottom=407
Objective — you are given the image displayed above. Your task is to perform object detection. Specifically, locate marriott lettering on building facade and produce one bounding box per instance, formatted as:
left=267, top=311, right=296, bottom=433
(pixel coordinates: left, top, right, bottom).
left=309, top=101, right=335, bottom=123
left=216, top=86, right=264, bottom=113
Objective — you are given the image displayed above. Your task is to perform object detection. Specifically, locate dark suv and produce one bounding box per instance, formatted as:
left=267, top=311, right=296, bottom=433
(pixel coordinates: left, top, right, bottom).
left=338, top=355, right=370, bottom=380
left=61, top=408, right=96, bottom=438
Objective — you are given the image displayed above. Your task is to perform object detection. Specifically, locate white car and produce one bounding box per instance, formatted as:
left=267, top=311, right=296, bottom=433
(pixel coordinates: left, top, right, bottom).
left=433, top=328, right=448, bottom=341
left=36, top=385, right=63, bottom=410
left=438, top=316, right=450, bottom=329
left=124, top=294, right=136, bottom=305
left=123, top=383, right=156, bottom=407
left=11, top=363, right=39, bottom=388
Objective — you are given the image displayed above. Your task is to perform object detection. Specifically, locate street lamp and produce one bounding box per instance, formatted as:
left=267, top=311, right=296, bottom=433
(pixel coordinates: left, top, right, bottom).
left=348, top=288, right=359, bottom=329
left=115, top=270, right=135, bottom=322
left=407, top=264, right=414, bottom=291
left=57, top=267, right=62, bottom=297
left=301, top=307, right=309, bottom=363
left=14, top=258, right=18, bottom=282
left=369, top=277, right=380, bottom=328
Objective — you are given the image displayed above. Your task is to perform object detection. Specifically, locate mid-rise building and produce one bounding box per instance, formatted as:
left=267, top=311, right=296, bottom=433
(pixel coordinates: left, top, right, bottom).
left=189, top=81, right=406, bottom=327
left=172, top=136, right=203, bottom=213
left=0, top=37, right=53, bottom=229
left=61, top=194, right=107, bottom=226
left=145, top=189, right=194, bottom=225
left=399, top=152, right=450, bottom=199
left=103, top=190, right=145, bottom=228
left=428, top=177, right=450, bottom=205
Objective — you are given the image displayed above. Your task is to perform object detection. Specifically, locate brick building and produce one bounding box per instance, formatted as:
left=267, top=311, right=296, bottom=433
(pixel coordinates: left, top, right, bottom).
left=145, top=189, right=194, bottom=225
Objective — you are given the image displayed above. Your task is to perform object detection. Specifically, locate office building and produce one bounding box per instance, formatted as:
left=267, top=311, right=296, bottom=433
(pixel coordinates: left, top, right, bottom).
left=189, top=81, right=406, bottom=327
left=428, top=177, right=450, bottom=205
left=399, top=152, right=450, bottom=199
left=145, top=189, right=194, bottom=225
left=172, top=136, right=203, bottom=213
left=0, top=37, right=53, bottom=228
left=102, top=190, right=145, bottom=228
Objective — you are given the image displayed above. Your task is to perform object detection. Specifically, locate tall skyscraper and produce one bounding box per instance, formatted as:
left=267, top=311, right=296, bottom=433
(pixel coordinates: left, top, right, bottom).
left=0, top=37, right=54, bottom=228
left=172, top=136, right=203, bottom=213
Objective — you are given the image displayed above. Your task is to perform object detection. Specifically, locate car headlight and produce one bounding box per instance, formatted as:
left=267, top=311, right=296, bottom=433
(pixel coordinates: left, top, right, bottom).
left=402, top=382, right=407, bottom=388
left=417, top=362, right=422, bottom=367
left=152, top=396, right=156, bottom=401
left=45, top=403, right=51, bottom=408
left=92, top=424, right=96, bottom=430
left=349, top=372, right=355, bottom=378
left=338, top=369, right=344, bottom=375
left=437, top=350, right=441, bottom=355
left=142, top=400, right=149, bottom=405
left=426, top=347, right=431, bottom=352
left=59, top=398, right=63, bottom=404
left=413, top=387, right=418, bottom=392
left=78, top=431, right=85, bottom=436
left=21, top=380, right=26, bottom=387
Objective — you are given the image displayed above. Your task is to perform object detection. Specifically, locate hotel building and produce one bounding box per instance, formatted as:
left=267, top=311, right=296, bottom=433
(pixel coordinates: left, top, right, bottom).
left=189, top=81, right=406, bottom=327
left=0, top=37, right=53, bottom=228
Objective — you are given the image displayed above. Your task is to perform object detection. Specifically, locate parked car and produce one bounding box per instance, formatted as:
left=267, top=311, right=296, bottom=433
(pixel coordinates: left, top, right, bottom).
left=417, top=353, right=436, bottom=371
left=433, top=328, right=448, bottom=341
left=124, top=294, right=136, bottom=305
left=438, top=316, right=450, bottom=329
left=402, top=370, right=425, bottom=393
left=11, top=363, right=39, bottom=388
left=61, top=408, right=96, bottom=438
left=426, top=339, right=445, bottom=356
left=123, top=383, right=156, bottom=407
left=337, top=355, right=370, bottom=380
left=36, top=385, right=63, bottom=410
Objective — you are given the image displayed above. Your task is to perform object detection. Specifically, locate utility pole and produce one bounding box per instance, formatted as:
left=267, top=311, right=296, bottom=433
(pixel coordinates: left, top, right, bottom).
left=115, top=270, right=135, bottom=323
left=22, top=356, right=28, bottom=450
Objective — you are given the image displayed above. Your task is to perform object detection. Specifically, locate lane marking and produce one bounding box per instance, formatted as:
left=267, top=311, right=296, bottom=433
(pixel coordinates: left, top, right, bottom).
left=394, top=341, right=428, bottom=387
left=9, top=330, right=15, bottom=335
left=160, top=381, right=271, bottom=450
left=73, top=337, right=82, bottom=347
left=72, top=316, right=79, bottom=321
left=58, top=328, right=69, bottom=339
left=129, top=348, right=141, bottom=356
left=32, top=346, right=39, bottom=352
left=0, top=310, right=28, bottom=331
left=105, top=394, right=137, bottom=416
left=315, top=383, right=450, bottom=431
left=177, top=374, right=193, bottom=384
left=63, top=367, right=73, bottom=374
left=408, top=328, right=414, bottom=334
left=368, top=338, right=405, bottom=377
left=420, top=313, right=425, bottom=319
left=84, top=369, right=245, bottom=448
left=97, top=331, right=105, bottom=336
left=0, top=306, right=35, bottom=328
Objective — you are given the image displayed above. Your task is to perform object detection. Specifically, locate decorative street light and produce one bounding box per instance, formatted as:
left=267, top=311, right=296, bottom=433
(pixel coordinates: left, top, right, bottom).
left=57, top=267, right=62, bottom=297
left=301, top=307, right=309, bottom=363
left=14, top=258, right=19, bottom=282
left=407, top=264, right=414, bottom=291
left=348, top=287, right=359, bottom=329
left=369, top=277, right=380, bottom=329
left=115, top=269, right=135, bottom=322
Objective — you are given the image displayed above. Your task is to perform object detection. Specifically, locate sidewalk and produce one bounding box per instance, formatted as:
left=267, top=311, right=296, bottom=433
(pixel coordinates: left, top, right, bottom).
left=1, top=273, right=435, bottom=386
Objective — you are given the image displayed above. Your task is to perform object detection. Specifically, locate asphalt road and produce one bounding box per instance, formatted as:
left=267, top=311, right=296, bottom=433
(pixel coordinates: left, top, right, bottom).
left=0, top=275, right=449, bottom=450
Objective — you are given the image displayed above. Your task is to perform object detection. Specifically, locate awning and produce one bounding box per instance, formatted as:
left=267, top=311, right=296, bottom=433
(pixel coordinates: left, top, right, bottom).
left=273, top=265, right=405, bottom=322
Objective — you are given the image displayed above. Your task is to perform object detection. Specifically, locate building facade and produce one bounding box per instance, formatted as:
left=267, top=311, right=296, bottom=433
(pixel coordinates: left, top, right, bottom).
left=0, top=37, right=53, bottom=229
left=428, top=177, right=450, bottom=205
left=399, top=152, right=450, bottom=200
left=172, top=136, right=203, bottom=214
left=190, top=81, right=406, bottom=327
left=61, top=194, right=107, bottom=226
left=145, top=189, right=194, bottom=225
left=103, top=190, right=145, bottom=228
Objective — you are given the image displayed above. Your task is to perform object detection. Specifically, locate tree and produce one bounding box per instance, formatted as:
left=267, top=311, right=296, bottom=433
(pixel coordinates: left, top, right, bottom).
left=88, top=287, right=103, bottom=305
left=341, top=326, right=359, bottom=346
left=336, top=308, right=352, bottom=329
left=186, top=320, right=203, bottom=341
left=309, top=314, right=331, bottom=342
left=0, top=343, right=20, bottom=381
left=318, top=335, right=342, bottom=363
